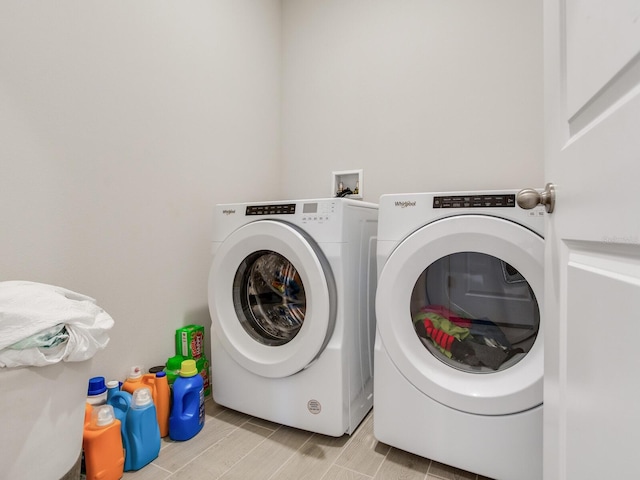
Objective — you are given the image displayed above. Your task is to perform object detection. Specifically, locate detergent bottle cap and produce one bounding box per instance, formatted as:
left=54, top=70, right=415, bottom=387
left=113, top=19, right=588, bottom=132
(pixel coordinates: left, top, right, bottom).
left=131, top=387, right=153, bottom=408
left=128, top=365, right=142, bottom=380
left=93, top=404, right=116, bottom=427
left=156, top=371, right=167, bottom=378
left=106, top=380, right=120, bottom=389
left=87, top=376, right=107, bottom=396
left=179, top=359, right=198, bottom=377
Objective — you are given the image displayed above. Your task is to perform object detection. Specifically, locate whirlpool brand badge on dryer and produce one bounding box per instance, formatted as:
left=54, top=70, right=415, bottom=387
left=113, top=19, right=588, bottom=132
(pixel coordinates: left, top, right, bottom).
left=394, top=200, right=417, bottom=208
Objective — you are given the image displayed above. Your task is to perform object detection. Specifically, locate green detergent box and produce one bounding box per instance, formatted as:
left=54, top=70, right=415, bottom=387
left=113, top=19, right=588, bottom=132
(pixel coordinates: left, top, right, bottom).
left=175, top=325, right=205, bottom=360
left=197, top=356, right=211, bottom=397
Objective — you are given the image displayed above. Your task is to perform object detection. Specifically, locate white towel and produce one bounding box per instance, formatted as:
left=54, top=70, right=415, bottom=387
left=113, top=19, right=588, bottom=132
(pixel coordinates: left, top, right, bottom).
left=0, top=281, right=115, bottom=367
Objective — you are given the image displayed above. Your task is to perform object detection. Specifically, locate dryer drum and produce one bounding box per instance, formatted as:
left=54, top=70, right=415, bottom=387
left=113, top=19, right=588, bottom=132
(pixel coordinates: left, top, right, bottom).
left=411, top=251, right=539, bottom=373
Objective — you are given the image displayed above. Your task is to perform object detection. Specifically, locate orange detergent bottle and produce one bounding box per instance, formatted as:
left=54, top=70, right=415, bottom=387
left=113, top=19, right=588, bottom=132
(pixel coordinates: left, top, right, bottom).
left=141, top=371, right=170, bottom=437
left=82, top=404, right=125, bottom=480
left=121, top=365, right=144, bottom=394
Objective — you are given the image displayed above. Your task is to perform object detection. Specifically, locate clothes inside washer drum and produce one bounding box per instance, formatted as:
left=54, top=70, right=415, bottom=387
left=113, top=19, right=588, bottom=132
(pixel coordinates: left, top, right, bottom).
left=246, top=253, right=306, bottom=341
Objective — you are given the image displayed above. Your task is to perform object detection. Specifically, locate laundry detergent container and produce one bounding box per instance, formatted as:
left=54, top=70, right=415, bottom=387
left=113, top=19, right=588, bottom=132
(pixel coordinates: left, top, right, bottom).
left=0, top=281, right=115, bottom=479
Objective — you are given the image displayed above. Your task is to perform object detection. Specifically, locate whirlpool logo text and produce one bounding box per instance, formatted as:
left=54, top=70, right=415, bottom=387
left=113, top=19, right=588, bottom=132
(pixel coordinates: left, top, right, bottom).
left=222, top=209, right=236, bottom=216
left=394, top=201, right=416, bottom=208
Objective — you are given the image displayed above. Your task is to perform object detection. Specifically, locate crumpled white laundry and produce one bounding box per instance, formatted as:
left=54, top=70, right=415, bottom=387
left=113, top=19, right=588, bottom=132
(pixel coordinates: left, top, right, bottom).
left=0, top=281, right=114, bottom=367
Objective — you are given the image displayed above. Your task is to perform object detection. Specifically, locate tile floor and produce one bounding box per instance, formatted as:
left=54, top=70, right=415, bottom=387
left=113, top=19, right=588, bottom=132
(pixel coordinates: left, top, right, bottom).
left=121, top=396, right=494, bottom=480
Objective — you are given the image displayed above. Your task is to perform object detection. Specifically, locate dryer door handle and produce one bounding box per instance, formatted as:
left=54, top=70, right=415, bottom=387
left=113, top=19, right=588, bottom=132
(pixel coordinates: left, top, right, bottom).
left=517, top=183, right=555, bottom=214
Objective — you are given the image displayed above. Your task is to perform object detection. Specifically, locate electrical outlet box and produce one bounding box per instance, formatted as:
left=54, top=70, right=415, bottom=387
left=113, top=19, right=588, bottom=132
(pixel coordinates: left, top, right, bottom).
left=331, top=169, right=363, bottom=199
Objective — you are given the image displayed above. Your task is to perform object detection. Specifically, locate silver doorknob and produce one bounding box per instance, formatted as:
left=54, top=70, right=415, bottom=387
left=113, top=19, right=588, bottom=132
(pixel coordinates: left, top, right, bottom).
left=517, top=183, right=555, bottom=213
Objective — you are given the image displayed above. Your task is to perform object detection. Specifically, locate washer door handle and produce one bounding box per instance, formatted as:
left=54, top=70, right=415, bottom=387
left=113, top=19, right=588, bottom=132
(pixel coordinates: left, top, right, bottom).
left=517, top=183, right=555, bottom=213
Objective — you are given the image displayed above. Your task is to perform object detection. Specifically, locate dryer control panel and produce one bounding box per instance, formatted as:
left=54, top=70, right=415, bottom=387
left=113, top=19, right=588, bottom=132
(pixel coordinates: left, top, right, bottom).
left=433, top=194, right=516, bottom=209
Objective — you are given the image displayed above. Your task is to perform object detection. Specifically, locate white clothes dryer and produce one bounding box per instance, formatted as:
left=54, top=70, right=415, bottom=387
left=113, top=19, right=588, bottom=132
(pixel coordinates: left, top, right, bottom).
left=208, top=198, right=378, bottom=436
left=374, top=191, right=544, bottom=480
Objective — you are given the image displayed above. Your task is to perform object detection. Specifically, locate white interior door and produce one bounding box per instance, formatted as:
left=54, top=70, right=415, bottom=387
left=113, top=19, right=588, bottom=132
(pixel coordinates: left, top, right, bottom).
left=543, top=1, right=640, bottom=478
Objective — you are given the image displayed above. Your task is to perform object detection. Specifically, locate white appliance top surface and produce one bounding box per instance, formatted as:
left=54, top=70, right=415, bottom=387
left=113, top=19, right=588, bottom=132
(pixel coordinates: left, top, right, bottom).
left=378, top=190, right=545, bottom=239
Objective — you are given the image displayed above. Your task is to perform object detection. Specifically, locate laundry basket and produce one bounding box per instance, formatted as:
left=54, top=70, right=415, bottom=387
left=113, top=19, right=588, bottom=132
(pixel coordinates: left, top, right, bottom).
left=0, top=281, right=114, bottom=479
left=0, top=359, right=93, bottom=479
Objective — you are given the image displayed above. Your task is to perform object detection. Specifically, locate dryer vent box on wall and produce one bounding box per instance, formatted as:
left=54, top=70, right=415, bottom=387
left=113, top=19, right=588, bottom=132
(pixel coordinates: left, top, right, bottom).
left=331, top=170, right=363, bottom=199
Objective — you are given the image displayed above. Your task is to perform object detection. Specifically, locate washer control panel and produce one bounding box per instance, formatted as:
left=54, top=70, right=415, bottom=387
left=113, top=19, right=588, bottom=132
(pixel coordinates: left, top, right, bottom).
left=244, top=201, right=337, bottom=223
left=246, top=204, right=296, bottom=216
left=301, top=201, right=336, bottom=223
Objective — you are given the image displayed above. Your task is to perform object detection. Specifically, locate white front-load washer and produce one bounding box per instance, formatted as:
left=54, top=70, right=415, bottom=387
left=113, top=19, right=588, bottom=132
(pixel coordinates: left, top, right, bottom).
left=374, top=191, right=544, bottom=480
left=208, top=198, right=378, bottom=436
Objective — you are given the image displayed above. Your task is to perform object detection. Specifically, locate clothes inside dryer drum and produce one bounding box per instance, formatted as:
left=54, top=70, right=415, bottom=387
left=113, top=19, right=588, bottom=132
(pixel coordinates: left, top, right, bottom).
left=233, top=250, right=306, bottom=346
left=410, top=252, right=539, bottom=373
left=413, top=309, right=524, bottom=371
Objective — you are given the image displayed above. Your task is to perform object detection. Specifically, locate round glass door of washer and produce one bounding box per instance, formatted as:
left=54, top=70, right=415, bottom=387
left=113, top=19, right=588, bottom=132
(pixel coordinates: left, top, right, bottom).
left=410, top=251, right=540, bottom=373
left=233, top=250, right=307, bottom=346
left=209, top=218, right=336, bottom=378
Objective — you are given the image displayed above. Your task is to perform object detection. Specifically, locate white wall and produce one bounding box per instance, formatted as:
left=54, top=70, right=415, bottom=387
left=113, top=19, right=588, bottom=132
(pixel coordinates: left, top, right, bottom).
left=0, top=0, right=543, bottom=383
left=0, top=0, right=282, bottom=381
left=281, top=0, right=543, bottom=202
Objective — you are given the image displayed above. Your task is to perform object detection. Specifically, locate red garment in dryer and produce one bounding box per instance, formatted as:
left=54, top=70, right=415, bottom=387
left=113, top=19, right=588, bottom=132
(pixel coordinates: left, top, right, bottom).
left=421, top=305, right=472, bottom=328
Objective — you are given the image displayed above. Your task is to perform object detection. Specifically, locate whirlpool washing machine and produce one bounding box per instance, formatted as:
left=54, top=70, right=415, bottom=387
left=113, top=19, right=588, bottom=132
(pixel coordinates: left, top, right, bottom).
left=208, top=198, right=378, bottom=436
left=374, top=191, right=544, bottom=480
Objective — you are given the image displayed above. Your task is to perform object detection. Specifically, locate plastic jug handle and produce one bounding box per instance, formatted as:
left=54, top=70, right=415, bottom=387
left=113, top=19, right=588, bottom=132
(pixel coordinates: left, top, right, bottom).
left=142, top=374, right=156, bottom=387
left=108, top=391, right=132, bottom=415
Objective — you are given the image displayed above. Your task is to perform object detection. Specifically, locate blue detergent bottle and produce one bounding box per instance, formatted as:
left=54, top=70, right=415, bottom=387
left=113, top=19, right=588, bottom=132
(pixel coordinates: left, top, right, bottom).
left=169, top=359, right=205, bottom=441
left=107, top=390, right=133, bottom=471
left=106, top=380, right=121, bottom=402
left=125, top=387, right=161, bottom=471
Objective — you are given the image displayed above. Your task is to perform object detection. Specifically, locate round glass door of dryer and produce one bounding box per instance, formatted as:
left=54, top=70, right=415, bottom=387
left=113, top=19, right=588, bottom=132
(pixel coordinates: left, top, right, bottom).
left=410, top=252, right=540, bottom=374
left=233, top=250, right=307, bottom=346
left=375, top=214, right=543, bottom=415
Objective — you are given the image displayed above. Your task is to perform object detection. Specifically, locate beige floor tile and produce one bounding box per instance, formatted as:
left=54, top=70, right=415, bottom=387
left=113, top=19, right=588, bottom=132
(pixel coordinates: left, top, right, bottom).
left=212, top=406, right=253, bottom=427
left=118, top=399, right=507, bottom=480
left=122, top=462, right=172, bottom=480
left=321, top=465, right=374, bottom=480
left=218, top=425, right=314, bottom=480
left=334, top=414, right=390, bottom=477
left=153, top=408, right=251, bottom=472
left=428, top=461, right=477, bottom=480
left=373, top=447, right=431, bottom=480
left=205, top=396, right=228, bottom=417
left=272, top=432, right=351, bottom=480
left=169, top=422, right=274, bottom=479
